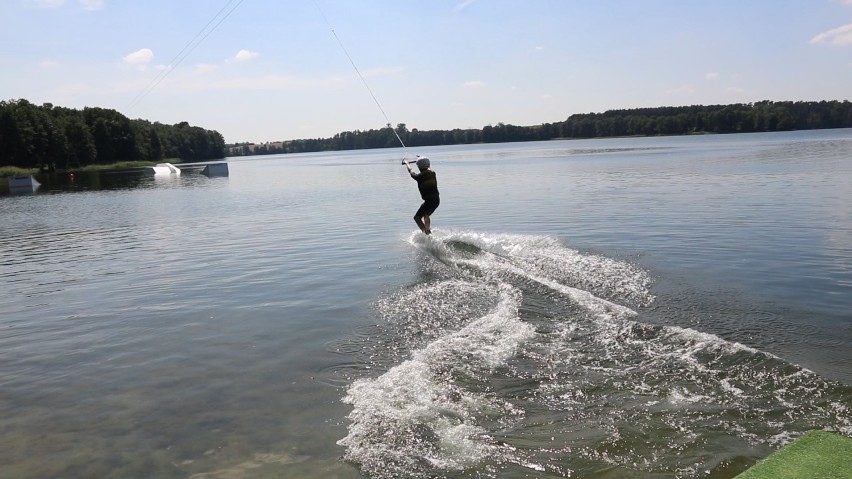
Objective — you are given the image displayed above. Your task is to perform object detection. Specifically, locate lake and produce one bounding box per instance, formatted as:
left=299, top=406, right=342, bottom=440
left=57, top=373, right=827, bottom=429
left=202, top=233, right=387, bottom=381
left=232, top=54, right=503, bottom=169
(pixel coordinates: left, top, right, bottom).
left=1, top=129, right=850, bottom=478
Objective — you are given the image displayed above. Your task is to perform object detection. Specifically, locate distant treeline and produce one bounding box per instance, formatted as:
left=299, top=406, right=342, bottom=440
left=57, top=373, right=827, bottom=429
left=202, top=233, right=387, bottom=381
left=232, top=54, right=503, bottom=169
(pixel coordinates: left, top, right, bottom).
left=228, top=100, right=852, bottom=156
left=0, top=99, right=226, bottom=170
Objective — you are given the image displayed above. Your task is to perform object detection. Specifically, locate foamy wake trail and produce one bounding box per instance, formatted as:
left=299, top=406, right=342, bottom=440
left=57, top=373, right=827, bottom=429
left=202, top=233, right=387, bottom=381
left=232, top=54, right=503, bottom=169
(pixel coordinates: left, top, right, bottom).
left=338, top=283, right=534, bottom=477
left=338, top=230, right=851, bottom=477
left=412, top=230, right=649, bottom=320
left=338, top=231, right=650, bottom=476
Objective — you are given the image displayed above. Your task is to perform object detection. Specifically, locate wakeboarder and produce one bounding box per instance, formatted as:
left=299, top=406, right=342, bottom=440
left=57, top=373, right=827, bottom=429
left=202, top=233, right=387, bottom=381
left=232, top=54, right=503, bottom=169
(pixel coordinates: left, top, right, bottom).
left=403, top=156, right=440, bottom=235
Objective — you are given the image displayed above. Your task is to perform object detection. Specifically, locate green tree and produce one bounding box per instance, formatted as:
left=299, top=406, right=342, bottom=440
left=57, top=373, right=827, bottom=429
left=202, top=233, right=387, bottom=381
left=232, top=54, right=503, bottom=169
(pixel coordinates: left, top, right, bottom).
left=62, top=116, right=97, bottom=166
left=83, top=107, right=138, bottom=164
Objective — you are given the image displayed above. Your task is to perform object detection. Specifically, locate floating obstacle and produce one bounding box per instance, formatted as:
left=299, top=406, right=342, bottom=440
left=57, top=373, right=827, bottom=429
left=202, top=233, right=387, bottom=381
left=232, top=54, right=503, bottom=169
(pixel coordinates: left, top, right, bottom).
left=145, top=162, right=181, bottom=176
left=142, top=161, right=228, bottom=177
left=201, top=162, right=229, bottom=177
left=735, top=430, right=852, bottom=479
left=8, top=175, right=41, bottom=193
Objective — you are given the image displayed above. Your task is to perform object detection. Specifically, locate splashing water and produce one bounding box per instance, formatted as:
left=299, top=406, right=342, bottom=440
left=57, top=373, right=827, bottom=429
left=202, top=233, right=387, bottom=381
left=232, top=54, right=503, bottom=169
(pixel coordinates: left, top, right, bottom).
left=338, top=282, right=534, bottom=477
left=335, top=230, right=851, bottom=478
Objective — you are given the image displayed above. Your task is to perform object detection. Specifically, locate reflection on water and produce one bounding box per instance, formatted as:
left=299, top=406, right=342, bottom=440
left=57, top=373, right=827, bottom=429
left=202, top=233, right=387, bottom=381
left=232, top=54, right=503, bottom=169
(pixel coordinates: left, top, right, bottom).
left=1, top=164, right=226, bottom=196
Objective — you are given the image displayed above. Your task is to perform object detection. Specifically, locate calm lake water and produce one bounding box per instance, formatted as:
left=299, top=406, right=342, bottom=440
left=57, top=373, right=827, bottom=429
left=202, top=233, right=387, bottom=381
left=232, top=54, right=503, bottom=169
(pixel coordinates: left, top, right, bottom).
left=1, top=129, right=850, bottom=478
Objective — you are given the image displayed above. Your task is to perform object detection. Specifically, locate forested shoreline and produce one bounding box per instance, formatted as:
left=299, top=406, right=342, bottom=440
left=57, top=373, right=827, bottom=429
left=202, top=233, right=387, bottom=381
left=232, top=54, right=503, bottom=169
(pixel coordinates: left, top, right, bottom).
left=0, top=99, right=225, bottom=171
left=2, top=99, right=850, bottom=168
left=228, top=100, right=852, bottom=156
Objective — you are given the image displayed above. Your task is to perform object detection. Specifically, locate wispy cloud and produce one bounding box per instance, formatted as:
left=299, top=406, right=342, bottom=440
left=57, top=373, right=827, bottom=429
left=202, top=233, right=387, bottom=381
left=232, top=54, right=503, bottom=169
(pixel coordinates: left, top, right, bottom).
left=112, top=77, right=156, bottom=94
left=705, top=72, right=720, bottom=80
left=724, top=86, right=747, bottom=95
left=810, top=23, right=852, bottom=46
left=360, top=66, right=403, bottom=78
left=463, top=80, right=486, bottom=88
left=48, top=82, right=91, bottom=103
left=665, top=85, right=695, bottom=96
left=116, top=59, right=397, bottom=97
left=28, top=0, right=65, bottom=8
left=116, top=72, right=337, bottom=95
left=39, top=60, right=60, bottom=69
left=234, top=49, right=259, bottom=61
left=78, top=0, right=104, bottom=10
left=28, top=0, right=104, bottom=9
left=454, top=0, right=476, bottom=12
left=55, top=82, right=90, bottom=95
left=195, top=63, right=219, bottom=74
left=209, top=75, right=296, bottom=91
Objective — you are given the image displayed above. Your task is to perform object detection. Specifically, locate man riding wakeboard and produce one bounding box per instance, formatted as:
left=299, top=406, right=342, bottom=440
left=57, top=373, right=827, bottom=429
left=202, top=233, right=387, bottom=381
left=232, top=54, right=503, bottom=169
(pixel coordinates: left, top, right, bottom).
left=403, top=156, right=440, bottom=235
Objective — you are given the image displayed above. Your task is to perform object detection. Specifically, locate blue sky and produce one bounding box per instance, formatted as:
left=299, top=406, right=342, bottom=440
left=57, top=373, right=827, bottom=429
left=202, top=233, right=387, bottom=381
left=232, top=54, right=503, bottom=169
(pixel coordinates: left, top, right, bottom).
left=2, top=0, right=851, bottom=144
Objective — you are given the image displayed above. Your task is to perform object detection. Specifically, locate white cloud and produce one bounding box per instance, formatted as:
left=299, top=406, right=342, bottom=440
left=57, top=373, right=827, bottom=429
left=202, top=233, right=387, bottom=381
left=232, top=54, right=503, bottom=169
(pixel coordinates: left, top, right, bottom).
left=78, top=0, right=104, bottom=10
left=705, top=72, right=720, bottom=80
left=724, top=86, right=747, bottom=95
left=534, top=46, right=545, bottom=52
left=39, top=60, right=60, bottom=69
left=123, top=48, right=154, bottom=65
left=809, top=23, right=852, bottom=46
left=234, top=49, right=260, bottom=61
left=463, top=80, right=486, bottom=88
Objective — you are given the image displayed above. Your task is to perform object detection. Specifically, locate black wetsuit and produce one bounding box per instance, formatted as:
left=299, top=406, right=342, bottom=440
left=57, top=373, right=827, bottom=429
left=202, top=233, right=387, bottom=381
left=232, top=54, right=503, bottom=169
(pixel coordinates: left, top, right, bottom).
left=412, top=169, right=440, bottom=217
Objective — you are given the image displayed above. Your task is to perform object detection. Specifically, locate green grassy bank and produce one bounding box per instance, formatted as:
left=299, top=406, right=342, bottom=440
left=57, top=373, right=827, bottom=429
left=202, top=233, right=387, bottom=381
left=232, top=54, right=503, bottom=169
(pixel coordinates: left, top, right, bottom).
left=735, top=430, right=852, bottom=479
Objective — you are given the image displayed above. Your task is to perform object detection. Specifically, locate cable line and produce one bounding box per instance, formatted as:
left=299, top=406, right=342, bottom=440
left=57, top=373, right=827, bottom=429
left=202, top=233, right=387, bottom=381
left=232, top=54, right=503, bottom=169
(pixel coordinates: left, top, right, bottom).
left=127, top=0, right=246, bottom=111
left=312, top=0, right=408, bottom=154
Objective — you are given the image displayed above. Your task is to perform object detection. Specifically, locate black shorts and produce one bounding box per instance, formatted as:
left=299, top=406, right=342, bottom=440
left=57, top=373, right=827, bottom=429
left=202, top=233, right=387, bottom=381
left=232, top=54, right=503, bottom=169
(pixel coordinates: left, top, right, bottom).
left=415, top=197, right=440, bottom=217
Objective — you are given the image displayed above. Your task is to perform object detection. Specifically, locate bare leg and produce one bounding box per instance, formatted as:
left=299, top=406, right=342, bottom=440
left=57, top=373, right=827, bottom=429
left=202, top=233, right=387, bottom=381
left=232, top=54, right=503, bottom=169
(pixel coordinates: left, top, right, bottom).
left=423, top=215, right=431, bottom=235
left=414, top=215, right=427, bottom=233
